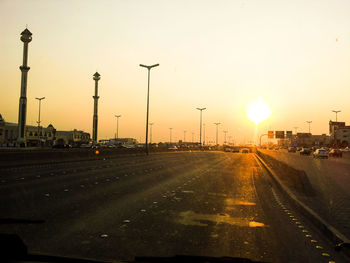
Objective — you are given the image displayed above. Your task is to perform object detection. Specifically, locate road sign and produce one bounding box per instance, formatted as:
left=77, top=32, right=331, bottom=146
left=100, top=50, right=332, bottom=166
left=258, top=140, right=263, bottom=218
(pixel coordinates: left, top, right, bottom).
left=275, top=131, right=285, bottom=139
left=286, top=131, right=292, bottom=138
left=268, top=131, right=274, bottom=139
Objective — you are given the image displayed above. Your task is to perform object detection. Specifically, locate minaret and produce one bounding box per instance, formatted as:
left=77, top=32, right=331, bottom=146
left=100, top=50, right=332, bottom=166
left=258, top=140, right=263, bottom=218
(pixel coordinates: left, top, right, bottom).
left=17, top=28, right=32, bottom=147
left=92, top=72, right=101, bottom=143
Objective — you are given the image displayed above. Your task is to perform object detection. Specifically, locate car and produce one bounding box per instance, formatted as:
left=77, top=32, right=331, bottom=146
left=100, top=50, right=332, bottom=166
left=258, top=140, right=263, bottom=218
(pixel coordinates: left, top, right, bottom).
left=224, top=147, right=231, bottom=152
left=300, top=148, right=311, bottom=155
left=329, top=149, right=342, bottom=158
left=341, top=147, right=350, bottom=152
left=274, top=147, right=279, bottom=150
left=288, top=147, right=296, bottom=152
left=232, top=148, right=240, bottom=153
left=241, top=148, right=249, bottom=153
left=313, top=149, right=328, bottom=158
left=168, top=145, right=178, bottom=150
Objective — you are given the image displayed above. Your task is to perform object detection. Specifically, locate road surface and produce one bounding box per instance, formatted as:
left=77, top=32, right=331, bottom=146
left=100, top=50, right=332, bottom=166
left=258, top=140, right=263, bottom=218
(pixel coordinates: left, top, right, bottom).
left=0, top=152, right=348, bottom=262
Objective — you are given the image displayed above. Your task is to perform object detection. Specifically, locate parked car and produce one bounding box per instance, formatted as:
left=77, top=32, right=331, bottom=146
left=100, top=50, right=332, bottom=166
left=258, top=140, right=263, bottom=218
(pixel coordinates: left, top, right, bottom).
left=232, top=148, right=240, bottom=153
left=300, top=148, right=311, bottom=155
left=341, top=147, right=350, bottom=152
left=241, top=148, right=249, bottom=153
left=296, top=147, right=302, bottom=151
left=168, top=146, right=178, bottom=150
left=313, top=149, right=328, bottom=159
left=329, top=149, right=342, bottom=158
left=224, top=147, right=231, bottom=152
left=288, top=147, right=296, bottom=153
left=274, top=147, right=279, bottom=150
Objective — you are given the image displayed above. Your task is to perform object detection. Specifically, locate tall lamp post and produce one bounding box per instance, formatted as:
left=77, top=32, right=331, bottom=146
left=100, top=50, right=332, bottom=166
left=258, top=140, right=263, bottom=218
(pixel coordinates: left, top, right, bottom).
left=169, top=128, right=173, bottom=144
left=36, top=97, right=45, bottom=146
left=196, top=107, right=206, bottom=147
left=149, top=123, right=154, bottom=144
left=214, top=123, right=221, bottom=146
left=140, top=63, right=159, bottom=155
left=115, top=115, right=121, bottom=139
left=306, top=121, right=312, bottom=134
left=184, top=130, right=186, bottom=142
left=332, top=110, right=341, bottom=122
left=203, top=124, right=206, bottom=146
left=223, top=130, right=228, bottom=145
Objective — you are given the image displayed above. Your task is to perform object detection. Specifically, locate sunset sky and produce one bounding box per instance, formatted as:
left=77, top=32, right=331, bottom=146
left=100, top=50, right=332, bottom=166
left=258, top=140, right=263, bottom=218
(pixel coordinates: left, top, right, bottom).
left=1, top=0, right=350, bottom=144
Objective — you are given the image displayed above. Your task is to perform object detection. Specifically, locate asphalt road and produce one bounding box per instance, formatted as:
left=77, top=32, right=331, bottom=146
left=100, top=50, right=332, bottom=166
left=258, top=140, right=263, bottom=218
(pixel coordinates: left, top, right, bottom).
left=0, top=152, right=348, bottom=262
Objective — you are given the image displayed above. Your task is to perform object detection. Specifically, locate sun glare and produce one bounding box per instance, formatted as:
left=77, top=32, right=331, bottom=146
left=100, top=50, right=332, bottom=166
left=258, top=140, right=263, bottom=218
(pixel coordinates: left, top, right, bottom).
left=246, top=98, right=271, bottom=125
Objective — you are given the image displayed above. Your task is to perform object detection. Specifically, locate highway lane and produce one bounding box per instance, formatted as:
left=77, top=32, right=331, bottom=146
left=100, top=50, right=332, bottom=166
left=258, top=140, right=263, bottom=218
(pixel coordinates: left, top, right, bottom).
left=0, top=152, right=348, bottom=262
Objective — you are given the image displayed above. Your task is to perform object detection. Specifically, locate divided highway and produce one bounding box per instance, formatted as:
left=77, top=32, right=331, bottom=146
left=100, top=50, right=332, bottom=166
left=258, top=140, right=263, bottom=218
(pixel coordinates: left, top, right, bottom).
left=0, top=152, right=348, bottom=262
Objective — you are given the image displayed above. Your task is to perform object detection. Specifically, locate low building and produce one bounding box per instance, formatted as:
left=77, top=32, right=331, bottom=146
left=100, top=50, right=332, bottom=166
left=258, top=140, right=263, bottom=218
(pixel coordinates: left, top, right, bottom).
left=0, top=114, right=90, bottom=147
left=0, top=114, right=56, bottom=147
left=54, top=129, right=90, bottom=146
left=329, top=121, right=350, bottom=147
left=290, top=133, right=330, bottom=147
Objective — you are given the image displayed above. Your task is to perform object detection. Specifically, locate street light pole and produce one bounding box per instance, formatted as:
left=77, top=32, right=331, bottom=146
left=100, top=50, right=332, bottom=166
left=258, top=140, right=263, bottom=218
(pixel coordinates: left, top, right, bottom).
left=223, top=130, right=228, bottom=145
left=306, top=121, right=312, bottom=134
left=203, top=124, right=206, bottom=146
left=36, top=97, right=45, bottom=146
left=115, top=115, right=121, bottom=139
left=140, top=63, right=159, bottom=155
left=169, top=128, right=173, bottom=144
left=293, top=126, right=299, bottom=134
left=149, top=123, right=154, bottom=144
left=332, top=110, right=341, bottom=122
left=184, top=130, right=186, bottom=142
left=196, top=107, right=206, bottom=147
left=192, top=132, right=194, bottom=143
left=214, top=123, right=221, bottom=146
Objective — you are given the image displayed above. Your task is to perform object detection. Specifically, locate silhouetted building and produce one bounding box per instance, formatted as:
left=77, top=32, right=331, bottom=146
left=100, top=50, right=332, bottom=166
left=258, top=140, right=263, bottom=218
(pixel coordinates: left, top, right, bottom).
left=329, top=121, right=350, bottom=147
left=0, top=114, right=56, bottom=147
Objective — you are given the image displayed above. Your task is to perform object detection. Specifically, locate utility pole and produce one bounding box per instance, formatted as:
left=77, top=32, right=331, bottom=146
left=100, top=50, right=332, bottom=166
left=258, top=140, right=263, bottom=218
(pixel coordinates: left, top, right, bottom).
left=192, top=132, right=194, bottom=143
left=17, top=28, right=32, bottom=147
left=214, top=123, right=221, bottom=146
left=140, top=63, right=159, bottom=155
left=184, top=130, right=186, bottom=142
left=35, top=97, right=45, bottom=146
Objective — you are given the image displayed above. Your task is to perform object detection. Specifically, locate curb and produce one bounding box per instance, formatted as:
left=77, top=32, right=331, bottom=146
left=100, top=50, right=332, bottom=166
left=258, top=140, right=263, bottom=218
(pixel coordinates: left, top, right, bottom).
left=254, top=152, right=350, bottom=252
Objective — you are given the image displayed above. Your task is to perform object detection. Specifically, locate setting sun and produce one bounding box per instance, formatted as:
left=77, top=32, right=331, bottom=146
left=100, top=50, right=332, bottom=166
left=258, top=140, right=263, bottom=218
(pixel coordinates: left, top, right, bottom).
left=246, top=98, right=271, bottom=125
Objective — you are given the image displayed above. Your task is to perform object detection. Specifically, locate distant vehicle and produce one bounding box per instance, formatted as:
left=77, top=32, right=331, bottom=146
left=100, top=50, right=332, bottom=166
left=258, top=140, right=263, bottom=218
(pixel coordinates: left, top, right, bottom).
left=268, top=146, right=274, bottom=150
left=300, top=148, right=311, bottom=155
left=329, top=149, right=342, bottom=158
left=274, top=147, right=279, bottom=150
left=296, top=147, right=302, bottom=151
left=288, top=147, right=296, bottom=153
left=341, top=147, right=350, bottom=152
left=224, top=147, right=231, bottom=152
left=168, top=146, right=178, bottom=150
left=80, top=144, right=91, bottom=148
left=313, top=149, right=328, bottom=159
left=241, top=148, right=249, bottom=153
left=232, top=148, right=240, bottom=153
left=122, top=144, right=136, bottom=149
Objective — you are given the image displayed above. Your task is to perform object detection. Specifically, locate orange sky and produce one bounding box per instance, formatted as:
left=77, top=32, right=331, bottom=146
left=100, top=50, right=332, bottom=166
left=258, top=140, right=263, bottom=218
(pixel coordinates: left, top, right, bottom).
left=1, top=0, right=350, bottom=144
